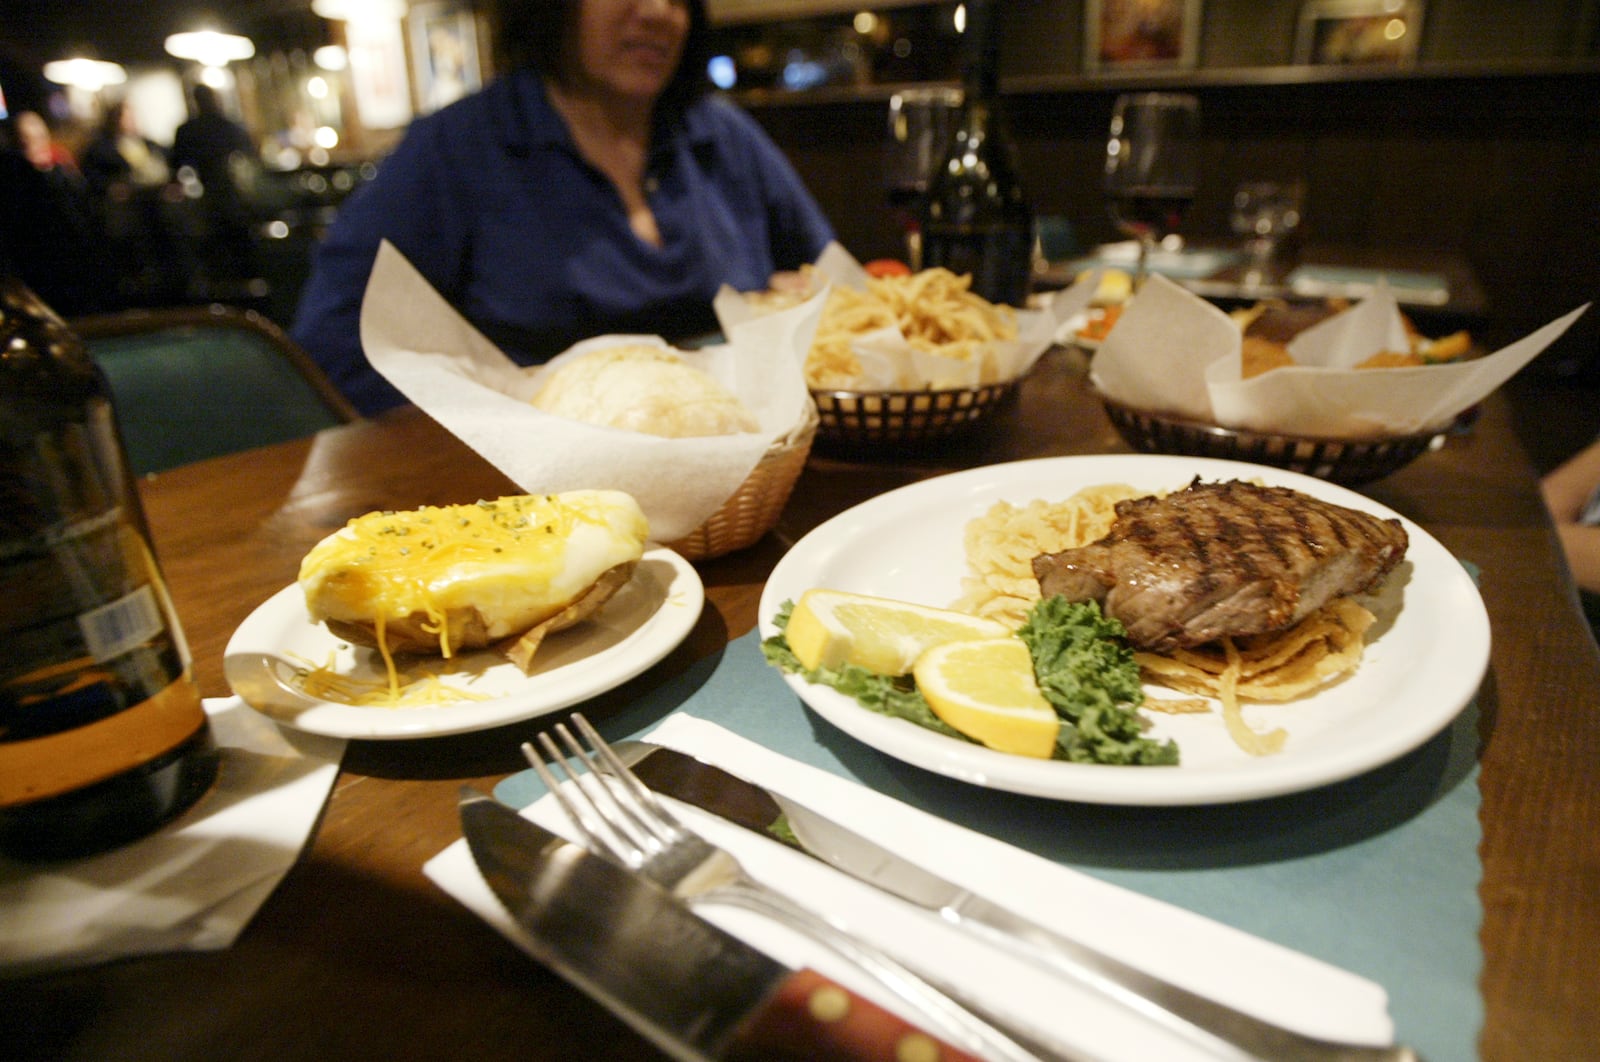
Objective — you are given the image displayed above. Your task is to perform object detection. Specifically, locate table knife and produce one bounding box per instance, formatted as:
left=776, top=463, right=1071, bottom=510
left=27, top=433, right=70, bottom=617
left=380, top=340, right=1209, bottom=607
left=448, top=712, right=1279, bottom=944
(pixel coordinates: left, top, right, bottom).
left=458, top=788, right=983, bottom=1062
left=612, top=742, right=1419, bottom=1062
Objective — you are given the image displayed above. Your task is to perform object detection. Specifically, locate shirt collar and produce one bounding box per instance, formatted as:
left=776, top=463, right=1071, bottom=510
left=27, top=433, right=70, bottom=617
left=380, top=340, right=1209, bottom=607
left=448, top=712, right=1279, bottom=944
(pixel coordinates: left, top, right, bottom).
left=491, top=70, right=570, bottom=156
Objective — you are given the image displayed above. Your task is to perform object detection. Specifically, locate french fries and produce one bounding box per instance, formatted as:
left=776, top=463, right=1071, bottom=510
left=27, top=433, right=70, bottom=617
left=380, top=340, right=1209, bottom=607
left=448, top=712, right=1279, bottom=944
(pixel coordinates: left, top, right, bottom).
left=805, top=267, right=1018, bottom=389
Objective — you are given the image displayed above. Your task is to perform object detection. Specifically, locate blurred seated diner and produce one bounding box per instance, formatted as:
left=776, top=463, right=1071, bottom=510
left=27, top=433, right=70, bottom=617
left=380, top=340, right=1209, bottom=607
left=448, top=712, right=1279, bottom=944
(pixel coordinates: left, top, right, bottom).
left=0, top=110, right=113, bottom=317
left=81, top=98, right=190, bottom=308
left=171, top=84, right=262, bottom=302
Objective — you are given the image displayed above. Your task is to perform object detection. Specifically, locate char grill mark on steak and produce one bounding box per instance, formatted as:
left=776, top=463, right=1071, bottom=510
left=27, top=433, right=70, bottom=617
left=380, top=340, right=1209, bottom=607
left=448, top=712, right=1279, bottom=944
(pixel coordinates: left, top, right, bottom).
left=1031, top=479, right=1407, bottom=652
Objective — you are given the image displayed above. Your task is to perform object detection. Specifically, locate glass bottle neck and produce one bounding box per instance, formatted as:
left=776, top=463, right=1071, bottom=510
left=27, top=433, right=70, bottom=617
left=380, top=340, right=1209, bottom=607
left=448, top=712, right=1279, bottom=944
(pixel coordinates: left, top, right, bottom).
left=959, top=0, right=1001, bottom=100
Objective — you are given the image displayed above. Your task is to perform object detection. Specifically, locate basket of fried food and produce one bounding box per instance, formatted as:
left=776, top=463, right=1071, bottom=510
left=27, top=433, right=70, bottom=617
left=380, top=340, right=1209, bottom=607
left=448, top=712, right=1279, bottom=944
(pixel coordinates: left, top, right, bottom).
left=803, top=268, right=1043, bottom=453
left=1099, top=298, right=1460, bottom=484
left=728, top=250, right=1080, bottom=455
left=1089, top=276, right=1589, bottom=485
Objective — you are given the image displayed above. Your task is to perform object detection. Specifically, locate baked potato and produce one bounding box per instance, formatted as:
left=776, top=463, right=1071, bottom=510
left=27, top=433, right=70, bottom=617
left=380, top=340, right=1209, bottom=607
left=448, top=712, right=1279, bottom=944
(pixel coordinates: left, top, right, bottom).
left=298, top=490, right=649, bottom=672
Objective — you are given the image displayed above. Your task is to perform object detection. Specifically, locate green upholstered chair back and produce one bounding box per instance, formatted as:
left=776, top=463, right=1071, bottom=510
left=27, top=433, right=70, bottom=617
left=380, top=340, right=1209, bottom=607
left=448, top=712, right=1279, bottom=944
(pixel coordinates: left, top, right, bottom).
left=70, top=304, right=359, bottom=475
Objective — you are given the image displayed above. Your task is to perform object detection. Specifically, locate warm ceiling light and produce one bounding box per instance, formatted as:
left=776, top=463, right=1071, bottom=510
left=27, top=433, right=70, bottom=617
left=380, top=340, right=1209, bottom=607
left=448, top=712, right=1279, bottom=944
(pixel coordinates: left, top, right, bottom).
left=42, top=58, right=127, bottom=91
left=164, top=30, right=256, bottom=67
left=311, top=0, right=408, bottom=22
left=313, top=45, right=349, bottom=71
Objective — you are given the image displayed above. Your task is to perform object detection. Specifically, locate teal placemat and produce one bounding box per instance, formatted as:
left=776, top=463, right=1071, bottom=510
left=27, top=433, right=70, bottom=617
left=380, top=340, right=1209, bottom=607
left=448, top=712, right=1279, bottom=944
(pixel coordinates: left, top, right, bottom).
left=499, top=629, right=1481, bottom=1062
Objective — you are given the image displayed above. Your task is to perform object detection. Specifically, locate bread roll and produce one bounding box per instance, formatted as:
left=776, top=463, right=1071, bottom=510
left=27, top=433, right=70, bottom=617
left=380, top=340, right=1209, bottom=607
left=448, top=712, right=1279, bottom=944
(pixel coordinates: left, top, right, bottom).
left=531, top=344, right=759, bottom=438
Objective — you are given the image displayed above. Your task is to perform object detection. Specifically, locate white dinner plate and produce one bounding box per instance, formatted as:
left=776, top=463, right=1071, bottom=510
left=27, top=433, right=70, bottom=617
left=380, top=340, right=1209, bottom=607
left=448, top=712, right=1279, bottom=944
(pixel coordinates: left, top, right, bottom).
left=758, top=454, right=1490, bottom=805
left=225, top=548, right=703, bottom=740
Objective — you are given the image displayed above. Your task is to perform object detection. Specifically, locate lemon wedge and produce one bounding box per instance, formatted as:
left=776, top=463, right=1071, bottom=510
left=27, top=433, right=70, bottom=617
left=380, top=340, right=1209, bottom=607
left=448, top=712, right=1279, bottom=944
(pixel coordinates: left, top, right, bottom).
left=785, top=588, right=1012, bottom=675
left=913, top=638, right=1060, bottom=759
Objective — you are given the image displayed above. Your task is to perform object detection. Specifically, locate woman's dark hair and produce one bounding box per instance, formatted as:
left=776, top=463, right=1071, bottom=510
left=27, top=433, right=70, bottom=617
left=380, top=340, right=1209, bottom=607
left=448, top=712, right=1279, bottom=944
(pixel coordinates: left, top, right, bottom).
left=487, top=0, right=711, bottom=117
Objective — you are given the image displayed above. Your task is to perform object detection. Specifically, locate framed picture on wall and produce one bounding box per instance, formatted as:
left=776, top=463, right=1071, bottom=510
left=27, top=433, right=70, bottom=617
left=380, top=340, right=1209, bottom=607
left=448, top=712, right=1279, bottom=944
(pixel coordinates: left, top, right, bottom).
left=1085, top=0, right=1202, bottom=72
left=1295, top=0, right=1425, bottom=66
left=409, top=3, right=483, bottom=114
left=346, top=16, right=414, bottom=130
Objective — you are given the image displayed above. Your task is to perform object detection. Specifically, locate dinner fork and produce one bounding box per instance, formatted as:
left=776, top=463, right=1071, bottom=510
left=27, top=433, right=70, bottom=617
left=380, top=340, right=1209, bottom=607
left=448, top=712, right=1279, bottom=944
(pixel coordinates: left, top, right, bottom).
left=524, top=714, right=1058, bottom=1062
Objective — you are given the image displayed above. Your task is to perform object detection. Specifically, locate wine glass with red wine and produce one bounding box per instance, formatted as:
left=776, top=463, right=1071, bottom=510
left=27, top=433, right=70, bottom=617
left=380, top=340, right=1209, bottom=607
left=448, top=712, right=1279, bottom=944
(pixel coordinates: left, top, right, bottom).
left=1103, top=92, right=1201, bottom=290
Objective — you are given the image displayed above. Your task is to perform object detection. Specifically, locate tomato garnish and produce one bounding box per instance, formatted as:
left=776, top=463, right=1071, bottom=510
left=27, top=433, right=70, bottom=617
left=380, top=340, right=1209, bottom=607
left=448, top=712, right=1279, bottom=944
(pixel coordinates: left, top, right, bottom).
left=863, top=258, right=912, bottom=278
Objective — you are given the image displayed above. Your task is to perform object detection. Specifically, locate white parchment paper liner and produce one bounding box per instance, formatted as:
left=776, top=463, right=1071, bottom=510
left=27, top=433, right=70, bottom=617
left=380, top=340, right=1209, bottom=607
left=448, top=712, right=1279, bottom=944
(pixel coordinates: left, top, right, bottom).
left=0, top=698, right=344, bottom=976
left=1091, top=274, right=1590, bottom=437
left=425, top=714, right=1396, bottom=1061
left=359, top=241, right=823, bottom=543
left=713, top=241, right=1097, bottom=391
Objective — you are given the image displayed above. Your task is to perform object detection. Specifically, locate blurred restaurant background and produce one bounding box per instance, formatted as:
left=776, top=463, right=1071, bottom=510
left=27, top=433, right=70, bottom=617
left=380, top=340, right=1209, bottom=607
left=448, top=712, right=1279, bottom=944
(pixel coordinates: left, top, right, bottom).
left=2, top=0, right=1597, bottom=462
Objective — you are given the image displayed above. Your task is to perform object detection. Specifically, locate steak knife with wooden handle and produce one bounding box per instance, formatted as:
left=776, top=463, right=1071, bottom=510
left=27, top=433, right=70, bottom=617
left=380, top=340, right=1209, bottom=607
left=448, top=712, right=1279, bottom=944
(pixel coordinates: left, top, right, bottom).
left=459, top=789, right=985, bottom=1062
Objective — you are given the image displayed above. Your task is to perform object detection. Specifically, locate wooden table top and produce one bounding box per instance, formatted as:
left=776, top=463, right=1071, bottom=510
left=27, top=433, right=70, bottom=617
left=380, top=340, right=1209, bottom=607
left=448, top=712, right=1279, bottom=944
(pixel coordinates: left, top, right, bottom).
left=5, top=346, right=1596, bottom=1061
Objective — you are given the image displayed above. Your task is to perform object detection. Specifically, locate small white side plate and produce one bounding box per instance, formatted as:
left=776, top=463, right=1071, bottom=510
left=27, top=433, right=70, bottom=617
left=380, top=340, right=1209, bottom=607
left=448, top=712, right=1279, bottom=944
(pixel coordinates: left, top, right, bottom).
left=225, top=548, right=703, bottom=740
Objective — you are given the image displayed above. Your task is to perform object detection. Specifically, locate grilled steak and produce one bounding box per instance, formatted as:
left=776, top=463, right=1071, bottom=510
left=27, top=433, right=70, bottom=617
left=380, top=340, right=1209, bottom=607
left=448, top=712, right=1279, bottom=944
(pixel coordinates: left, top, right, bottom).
left=1031, top=479, right=1407, bottom=651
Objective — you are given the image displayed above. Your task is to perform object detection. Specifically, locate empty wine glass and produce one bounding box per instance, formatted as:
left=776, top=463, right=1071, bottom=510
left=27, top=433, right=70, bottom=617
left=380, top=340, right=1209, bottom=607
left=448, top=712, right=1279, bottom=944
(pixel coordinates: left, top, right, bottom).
left=1103, top=92, right=1201, bottom=290
left=1231, top=180, right=1305, bottom=291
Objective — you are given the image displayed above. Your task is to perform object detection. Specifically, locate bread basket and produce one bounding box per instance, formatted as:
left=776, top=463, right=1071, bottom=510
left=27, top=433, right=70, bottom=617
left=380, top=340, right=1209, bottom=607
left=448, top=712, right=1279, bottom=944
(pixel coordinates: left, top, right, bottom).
left=1100, top=394, right=1444, bottom=486
left=809, top=380, right=1017, bottom=454
left=662, top=403, right=818, bottom=561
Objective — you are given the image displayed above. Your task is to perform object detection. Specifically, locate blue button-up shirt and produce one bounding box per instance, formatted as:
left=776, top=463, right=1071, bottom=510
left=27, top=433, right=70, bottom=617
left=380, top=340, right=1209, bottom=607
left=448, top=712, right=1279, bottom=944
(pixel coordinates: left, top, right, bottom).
left=291, top=70, right=835, bottom=415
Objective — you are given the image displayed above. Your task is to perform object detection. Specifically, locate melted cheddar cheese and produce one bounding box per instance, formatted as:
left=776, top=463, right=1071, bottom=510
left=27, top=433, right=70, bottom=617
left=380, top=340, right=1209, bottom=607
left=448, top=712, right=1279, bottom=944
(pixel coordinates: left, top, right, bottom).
left=295, top=653, right=494, bottom=707
left=298, top=490, right=649, bottom=661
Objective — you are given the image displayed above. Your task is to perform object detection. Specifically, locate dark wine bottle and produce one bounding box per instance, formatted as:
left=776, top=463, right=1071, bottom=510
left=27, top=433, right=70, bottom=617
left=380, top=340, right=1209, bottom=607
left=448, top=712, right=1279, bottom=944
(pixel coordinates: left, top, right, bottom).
left=918, top=0, right=1034, bottom=307
left=0, top=278, right=217, bottom=862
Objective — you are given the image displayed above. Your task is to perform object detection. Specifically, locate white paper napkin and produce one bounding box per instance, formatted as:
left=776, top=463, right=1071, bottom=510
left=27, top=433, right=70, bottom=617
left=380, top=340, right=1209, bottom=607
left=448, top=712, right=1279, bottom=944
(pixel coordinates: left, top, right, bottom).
left=1092, top=274, right=1590, bottom=436
left=424, top=714, right=1395, bottom=1060
left=0, top=697, right=344, bottom=977
left=358, top=241, right=823, bottom=543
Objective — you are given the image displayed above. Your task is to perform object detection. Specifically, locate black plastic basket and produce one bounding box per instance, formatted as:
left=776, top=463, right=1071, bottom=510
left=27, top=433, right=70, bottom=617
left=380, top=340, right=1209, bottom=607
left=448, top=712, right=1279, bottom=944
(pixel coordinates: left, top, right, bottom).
left=810, top=381, right=1017, bottom=454
left=1100, top=395, right=1443, bottom=485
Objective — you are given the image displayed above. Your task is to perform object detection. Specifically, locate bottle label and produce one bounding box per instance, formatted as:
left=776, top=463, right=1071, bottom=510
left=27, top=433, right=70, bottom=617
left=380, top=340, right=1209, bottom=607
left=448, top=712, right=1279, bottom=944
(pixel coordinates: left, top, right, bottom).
left=79, top=584, right=165, bottom=663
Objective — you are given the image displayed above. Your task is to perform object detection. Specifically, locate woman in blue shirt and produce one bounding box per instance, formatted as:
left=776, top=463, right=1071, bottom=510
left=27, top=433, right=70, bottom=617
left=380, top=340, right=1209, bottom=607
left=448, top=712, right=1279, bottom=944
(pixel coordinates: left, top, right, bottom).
left=292, top=0, right=835, bottom=416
